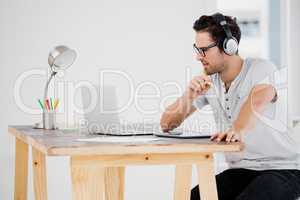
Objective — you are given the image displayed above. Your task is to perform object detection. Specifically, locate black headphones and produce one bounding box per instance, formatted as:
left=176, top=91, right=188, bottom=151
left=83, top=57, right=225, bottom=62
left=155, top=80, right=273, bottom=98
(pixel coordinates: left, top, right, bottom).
left=212, top=13, right=239, bottom=56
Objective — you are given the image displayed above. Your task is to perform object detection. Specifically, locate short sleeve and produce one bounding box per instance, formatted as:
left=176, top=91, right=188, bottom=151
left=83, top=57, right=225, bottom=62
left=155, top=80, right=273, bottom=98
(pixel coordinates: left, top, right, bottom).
left=193, top=95, right=208, bottom=109
left=248, top=59, right=278, bottom=103
left=249, top=59, right=277, bottom=87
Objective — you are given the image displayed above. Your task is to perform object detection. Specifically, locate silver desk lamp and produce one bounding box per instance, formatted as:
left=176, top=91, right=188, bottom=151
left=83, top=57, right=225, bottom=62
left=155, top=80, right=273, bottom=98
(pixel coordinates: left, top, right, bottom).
left=45, top=45, right=77, bottom=99
left=34, top=45, right=77, bottom=129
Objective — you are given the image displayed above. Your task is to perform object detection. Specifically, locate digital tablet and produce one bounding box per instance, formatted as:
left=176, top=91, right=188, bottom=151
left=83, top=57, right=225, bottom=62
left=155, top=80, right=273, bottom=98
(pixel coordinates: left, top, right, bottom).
left=154, top=130, right=211, bottom=139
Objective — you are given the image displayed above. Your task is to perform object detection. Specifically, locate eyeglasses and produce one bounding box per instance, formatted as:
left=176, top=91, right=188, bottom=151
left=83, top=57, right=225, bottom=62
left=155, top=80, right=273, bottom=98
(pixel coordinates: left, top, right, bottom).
left=193, top=42, right=218, bottom=57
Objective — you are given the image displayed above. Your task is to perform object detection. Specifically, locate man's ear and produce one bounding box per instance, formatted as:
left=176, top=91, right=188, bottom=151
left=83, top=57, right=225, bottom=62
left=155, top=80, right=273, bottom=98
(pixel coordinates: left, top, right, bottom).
left=221, top=50, right=230, bottom=60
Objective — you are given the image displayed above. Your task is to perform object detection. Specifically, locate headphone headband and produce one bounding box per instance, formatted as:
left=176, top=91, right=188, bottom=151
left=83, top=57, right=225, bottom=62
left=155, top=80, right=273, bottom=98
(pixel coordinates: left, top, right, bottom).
left=211, top=12, right=238, bottom=55
left=212, top=13, right=233, bottom=39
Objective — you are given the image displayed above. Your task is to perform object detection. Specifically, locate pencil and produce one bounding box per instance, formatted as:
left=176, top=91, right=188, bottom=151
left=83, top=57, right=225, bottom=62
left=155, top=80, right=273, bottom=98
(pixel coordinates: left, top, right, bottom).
left=203, top=70, right=212, bottom=88
left=50, top=97, right=54, bottom=110
left=45, top=99, right=50, bottom=110
left=38, top=99, right=44, bottom=109
left=54, top=99, right=59, bottom=110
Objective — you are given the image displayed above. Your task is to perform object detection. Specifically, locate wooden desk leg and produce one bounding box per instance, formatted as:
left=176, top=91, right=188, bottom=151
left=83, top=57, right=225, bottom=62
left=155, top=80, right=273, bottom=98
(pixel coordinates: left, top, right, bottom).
left=174, top=165, right=192, bottom=200
left=70, top=156, right=105, bottom=200
left=197, top=154, right=218, bottom=200
left=105, top=167, right=125, bottom=200
left=32, top=147, right=48, bottom=200
left=14, top=138, right=29, bottom=200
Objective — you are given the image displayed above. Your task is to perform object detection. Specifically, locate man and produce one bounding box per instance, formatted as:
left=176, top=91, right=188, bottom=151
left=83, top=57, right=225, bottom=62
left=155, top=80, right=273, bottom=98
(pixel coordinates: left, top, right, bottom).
left=160, top=13, right=300, bottom=200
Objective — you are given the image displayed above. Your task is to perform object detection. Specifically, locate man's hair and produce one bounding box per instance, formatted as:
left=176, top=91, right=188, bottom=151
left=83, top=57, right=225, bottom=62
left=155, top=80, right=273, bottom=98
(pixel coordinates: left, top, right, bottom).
left=193, top=13, right=241, bottom=51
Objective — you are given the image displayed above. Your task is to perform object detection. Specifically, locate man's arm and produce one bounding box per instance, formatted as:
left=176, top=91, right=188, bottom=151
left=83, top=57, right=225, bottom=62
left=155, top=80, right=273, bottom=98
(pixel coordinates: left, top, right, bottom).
left=234, top=84, right=277, bottom=132
left=160, top=75, right=212, bottom=132
left=160, top=92, right=197, bottom=132
left=211, top=84, right=277, bottom=142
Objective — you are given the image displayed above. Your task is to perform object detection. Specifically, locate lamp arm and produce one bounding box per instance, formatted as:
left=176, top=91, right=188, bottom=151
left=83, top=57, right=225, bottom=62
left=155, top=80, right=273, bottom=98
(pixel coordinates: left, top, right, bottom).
left=43, top=71, right=57, bottom=100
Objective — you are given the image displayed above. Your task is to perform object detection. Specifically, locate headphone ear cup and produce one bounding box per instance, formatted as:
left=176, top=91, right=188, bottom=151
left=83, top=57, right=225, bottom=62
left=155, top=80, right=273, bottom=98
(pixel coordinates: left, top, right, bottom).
left=223, top=37, right=238, bottom=55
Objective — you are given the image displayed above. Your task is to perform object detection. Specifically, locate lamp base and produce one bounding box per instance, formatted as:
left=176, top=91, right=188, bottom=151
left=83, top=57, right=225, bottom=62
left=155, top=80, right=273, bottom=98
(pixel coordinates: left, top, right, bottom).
left=33, top=122, right=43, bottom=129
left=32, top=122, right=58, bottom=130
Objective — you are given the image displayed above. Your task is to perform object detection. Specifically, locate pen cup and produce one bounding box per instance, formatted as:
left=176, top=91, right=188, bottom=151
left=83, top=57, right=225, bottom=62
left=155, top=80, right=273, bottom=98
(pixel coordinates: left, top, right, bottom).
left=43, top=110, right=56, bottom=130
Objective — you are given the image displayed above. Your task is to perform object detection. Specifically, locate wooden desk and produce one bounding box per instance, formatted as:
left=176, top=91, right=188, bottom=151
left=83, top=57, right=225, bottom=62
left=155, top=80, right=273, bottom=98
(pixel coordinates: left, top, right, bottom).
left=9, top=126, right=243, bottom=200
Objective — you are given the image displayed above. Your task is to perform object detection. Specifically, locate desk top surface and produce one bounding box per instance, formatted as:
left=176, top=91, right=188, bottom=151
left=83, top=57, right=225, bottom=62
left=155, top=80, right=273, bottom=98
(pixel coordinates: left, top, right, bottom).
left=8, top=126, right=243, bottom=156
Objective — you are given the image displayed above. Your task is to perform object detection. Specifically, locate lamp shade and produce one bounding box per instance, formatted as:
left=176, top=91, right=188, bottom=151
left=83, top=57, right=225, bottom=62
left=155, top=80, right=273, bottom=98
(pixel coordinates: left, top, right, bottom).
left=48, top=45, right=77, bottom=72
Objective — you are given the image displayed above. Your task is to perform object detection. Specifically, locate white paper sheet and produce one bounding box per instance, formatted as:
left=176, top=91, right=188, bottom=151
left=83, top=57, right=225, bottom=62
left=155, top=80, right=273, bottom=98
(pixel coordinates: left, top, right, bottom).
left=76, top=136, right=160, bottom=143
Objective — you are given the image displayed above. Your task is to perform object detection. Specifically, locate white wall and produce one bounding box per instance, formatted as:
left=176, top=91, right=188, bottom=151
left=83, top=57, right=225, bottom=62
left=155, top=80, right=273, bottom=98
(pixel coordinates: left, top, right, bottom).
left=287, top=0, right=300, bottom=121
left=216, top=0, right=269, bottom=60
left=0, top=0, right=217, bottom=199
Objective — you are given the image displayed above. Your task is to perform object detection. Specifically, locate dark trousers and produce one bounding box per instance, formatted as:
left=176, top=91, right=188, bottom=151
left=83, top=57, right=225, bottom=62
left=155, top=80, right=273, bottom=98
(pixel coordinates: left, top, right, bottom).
left=191, top=168, right=300, bottom=200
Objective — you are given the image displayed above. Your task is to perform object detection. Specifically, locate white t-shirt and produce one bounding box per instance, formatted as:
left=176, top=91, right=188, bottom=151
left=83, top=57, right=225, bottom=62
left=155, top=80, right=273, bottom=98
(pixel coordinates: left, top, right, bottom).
left=193, top=57, right=300, bottom=170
